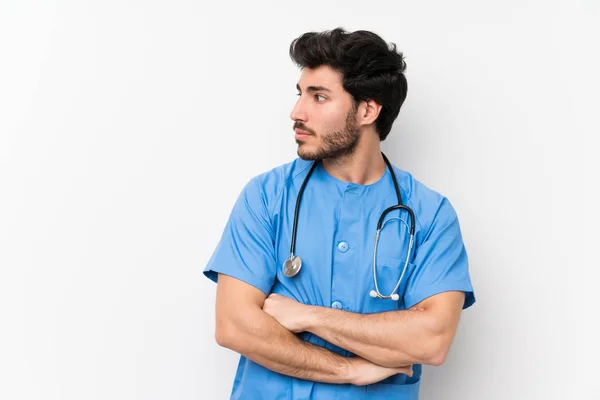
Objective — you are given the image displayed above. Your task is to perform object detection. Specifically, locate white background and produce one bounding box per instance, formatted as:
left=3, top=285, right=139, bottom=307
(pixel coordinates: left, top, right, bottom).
left=1, top=1, right=598, bottom=399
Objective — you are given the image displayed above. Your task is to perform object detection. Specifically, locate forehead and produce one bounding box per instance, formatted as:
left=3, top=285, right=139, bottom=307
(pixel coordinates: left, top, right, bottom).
left=297, top=65, right=344, bottom=92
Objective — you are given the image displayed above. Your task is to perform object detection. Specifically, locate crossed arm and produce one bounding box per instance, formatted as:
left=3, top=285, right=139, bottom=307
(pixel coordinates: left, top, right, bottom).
left=263, top=290, right=465, bottom=368
left=214, top=273, right=465, bottom=385
left=214, top=274, right=411, bottom=386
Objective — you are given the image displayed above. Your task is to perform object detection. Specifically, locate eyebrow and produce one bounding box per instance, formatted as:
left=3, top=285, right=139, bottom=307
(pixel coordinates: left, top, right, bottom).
left=296, top=84, right=332, bottom=93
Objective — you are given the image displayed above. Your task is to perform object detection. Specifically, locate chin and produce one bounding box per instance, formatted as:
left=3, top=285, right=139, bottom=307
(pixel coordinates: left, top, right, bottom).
left=297, top=146, right=319, bottom=161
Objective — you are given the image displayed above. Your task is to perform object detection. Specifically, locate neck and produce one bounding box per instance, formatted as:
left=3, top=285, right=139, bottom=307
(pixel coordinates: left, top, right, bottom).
left=321, top=133, right=386, bottom=185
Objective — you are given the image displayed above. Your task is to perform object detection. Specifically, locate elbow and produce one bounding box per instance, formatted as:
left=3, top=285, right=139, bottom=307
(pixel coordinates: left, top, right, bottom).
left=422, top=333, right=452, bottom=366
left=215, top=319, right=240, bottom=350
left=425, top=344, right=449, bottom=366
left=414, top=317, right=453, bottom=366
left=387, top=342, right=448, bottom=367
left=215, top=302, right=261, bottom=352
left=214, top=323, right=231, bottom=348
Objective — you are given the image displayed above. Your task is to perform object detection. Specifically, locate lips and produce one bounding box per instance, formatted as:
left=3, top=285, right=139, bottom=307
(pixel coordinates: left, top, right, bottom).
left=294, top=128, right=310, bottom=136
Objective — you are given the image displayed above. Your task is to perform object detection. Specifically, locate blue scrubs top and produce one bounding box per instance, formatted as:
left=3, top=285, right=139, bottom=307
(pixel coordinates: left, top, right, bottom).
left=204, top=158, right=475, bottom=400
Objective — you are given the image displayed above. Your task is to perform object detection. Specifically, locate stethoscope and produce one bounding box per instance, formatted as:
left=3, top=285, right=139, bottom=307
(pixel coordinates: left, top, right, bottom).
left=282, top=152, right=416, bottom=301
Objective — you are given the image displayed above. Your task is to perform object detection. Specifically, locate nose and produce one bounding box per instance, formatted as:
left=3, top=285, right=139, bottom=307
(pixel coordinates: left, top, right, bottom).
left=290, top=96, right=307, bottom=122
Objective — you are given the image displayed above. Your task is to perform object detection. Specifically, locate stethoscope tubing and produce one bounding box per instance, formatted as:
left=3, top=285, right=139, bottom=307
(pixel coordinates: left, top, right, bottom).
left=286, top=152, right=416, bottom=301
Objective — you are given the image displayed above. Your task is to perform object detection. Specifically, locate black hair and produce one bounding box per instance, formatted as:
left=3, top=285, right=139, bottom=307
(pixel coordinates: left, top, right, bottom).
left=289, top=27, right=407, bottom=141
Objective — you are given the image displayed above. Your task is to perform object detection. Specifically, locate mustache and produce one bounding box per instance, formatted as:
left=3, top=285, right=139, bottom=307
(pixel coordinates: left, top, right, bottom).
left=293, top=122, right=315, bottom=135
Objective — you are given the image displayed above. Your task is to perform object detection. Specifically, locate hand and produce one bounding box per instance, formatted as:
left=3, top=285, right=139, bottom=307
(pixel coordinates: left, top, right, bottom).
left=347, top=357, right=413, bottom=386
left=263, top=293, right=312, bottom=333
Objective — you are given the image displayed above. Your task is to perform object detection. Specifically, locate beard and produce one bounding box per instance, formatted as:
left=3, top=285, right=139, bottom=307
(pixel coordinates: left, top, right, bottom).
left=295, top=106, right=360, bottom=161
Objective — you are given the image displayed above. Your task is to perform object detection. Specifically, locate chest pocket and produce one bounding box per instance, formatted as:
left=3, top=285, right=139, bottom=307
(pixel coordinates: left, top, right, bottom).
left=362, top=256, right=416, bottom=313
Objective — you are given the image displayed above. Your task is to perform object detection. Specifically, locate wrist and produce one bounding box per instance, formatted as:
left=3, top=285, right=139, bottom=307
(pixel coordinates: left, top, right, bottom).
left=338, top=356, right=357, bottom=384
left=303, top=305, right=322, bottom=331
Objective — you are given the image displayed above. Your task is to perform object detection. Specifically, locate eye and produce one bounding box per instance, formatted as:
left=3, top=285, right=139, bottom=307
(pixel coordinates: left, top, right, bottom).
left=315, top=94, right=327, bottom=102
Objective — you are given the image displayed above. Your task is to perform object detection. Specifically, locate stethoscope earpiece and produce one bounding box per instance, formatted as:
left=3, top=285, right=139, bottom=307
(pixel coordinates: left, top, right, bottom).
left=369, top=290, right=400, bottom=301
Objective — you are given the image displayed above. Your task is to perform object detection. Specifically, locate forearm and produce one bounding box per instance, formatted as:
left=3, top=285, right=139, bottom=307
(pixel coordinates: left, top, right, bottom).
left=216, top=305, right=355, bottom=384
left=305, top=307, right=446, bottom=367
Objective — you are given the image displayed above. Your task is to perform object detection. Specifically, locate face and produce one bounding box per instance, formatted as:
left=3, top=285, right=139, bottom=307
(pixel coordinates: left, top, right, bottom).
left=291, top=65, right=360, bottom=161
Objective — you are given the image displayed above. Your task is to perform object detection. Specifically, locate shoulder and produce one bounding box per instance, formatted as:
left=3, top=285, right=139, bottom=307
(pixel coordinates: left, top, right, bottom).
left=254, top=158, right=313, bottom=197
left=390, top=164, right=459, bottom=236
left=241, top=157, right=313, bottom=212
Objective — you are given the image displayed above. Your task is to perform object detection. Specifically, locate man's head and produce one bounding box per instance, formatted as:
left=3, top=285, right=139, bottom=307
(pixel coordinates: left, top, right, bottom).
left=289, top=28, right=407, bottom=161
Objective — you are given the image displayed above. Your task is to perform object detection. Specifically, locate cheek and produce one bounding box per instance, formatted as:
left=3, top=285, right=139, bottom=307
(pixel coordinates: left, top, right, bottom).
left=313, top=107, right=347, bottom=134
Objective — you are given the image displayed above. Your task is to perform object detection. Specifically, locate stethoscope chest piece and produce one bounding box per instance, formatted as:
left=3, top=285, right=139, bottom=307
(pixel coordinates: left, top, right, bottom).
left=283, top=255, right=302, bottom=277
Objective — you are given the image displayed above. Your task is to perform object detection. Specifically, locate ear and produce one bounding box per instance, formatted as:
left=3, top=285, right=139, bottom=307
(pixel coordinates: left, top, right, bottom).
left=357, top=99, right=382, bottom=127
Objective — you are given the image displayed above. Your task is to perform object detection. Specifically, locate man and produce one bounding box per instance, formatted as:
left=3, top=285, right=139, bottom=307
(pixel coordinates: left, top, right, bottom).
left=204, top=27, right=475, bottom=399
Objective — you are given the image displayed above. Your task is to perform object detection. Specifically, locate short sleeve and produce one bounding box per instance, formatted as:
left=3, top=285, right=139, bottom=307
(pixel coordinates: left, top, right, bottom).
left=404, top=198, right=475, bottom=309
left=203, top=177, right=277, bottom=295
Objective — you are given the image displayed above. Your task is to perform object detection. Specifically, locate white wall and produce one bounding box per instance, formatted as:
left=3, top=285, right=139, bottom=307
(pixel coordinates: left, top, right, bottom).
left=1, top=1, right=598, bottom=399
